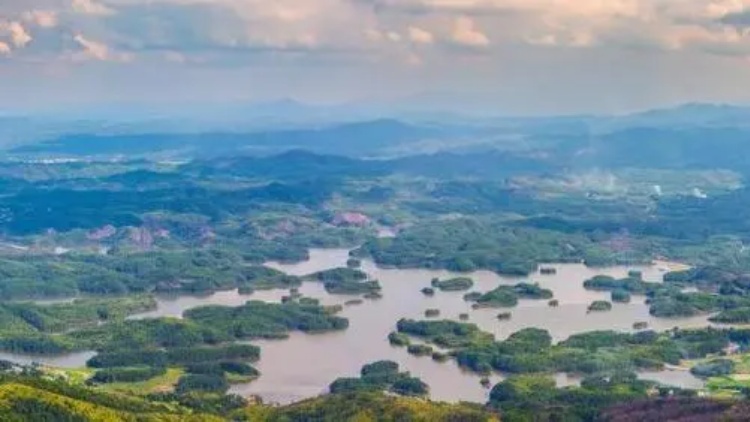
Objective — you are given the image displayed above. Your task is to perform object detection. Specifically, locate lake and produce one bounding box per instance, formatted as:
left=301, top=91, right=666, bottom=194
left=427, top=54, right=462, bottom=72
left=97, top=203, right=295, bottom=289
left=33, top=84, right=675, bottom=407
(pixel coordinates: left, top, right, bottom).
left=3, top=248, right=711, bottom=404
left=0, top=350, right=97, bottom=368
left=229, top=248, right=710, bottom=404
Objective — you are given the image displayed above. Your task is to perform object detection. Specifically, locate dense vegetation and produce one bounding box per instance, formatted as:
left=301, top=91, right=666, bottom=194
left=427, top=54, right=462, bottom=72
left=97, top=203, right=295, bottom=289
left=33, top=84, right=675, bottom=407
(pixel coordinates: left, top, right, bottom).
left=0, top=296, right=348, bottom=361
left=243, top=391, right=498, bottom=421
left=0, top=295, right=155, bottom=335
left=396, top=318, right=750, bottom=382
left=184, top=301, right=349, bottom=339
left=488, top=373, right=655, bottom=421
left=396, top=319, right=494, bottom=349
left=307, top=268, right=381, bottom=295
left=0, top=296, right=157, bottom=354
left=588, top=300, right=613, bottom=312
left=583, top=270, right=750, bottom=318
left=6, top=124, right=750, bottom=419
left=90, top=366, right=167, bottom=384
left=0, top=250, right=309, bottom=301
left=6, top=359, right=749, bottom=422
left=690, top=359, right=736, bottom=379
left=0, top=364, right=496, bottom=421
left=431, top=277, right=474, bottom=292
left=354, top=219, right=650, bottom=276
left=465, top=283, right=554, bottom=308
left=0, top=370, right=222, bottom=421
left=329, top=361, right=429, bottom=397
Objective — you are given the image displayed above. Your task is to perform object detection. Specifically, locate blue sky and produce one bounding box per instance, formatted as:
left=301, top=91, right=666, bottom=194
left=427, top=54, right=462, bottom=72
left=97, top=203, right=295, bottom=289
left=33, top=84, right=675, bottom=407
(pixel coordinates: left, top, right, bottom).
left=2, top=0, right=750, bottom=114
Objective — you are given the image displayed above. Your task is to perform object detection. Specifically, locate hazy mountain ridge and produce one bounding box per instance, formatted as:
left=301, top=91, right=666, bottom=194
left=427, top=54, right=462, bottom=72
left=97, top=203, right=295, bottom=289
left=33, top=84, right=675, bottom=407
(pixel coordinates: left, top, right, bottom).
left=5, top=103, right=750, bottom=174
left=10, top=118, right=447, bottom=158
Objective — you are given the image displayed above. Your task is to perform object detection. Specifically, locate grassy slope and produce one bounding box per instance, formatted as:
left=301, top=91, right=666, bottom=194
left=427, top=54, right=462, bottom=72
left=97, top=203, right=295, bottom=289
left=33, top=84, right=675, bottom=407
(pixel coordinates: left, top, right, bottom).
left=0, top=383, right=220, bottom=422
left=242, top=392, right=499, bottom=422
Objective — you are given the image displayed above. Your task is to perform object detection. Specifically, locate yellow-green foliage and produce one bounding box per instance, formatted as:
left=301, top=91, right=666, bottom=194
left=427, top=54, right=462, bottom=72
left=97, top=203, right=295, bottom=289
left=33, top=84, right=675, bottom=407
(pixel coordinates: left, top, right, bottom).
left=704, top=353, right=750, bottom=398
left=0, top=383, right=127, bottom=421
left=98, top=368, right=184, bottom=395
left=241, top=391, right=499, bottom=422
left=0, top=373, right=498, bottom=422
left=0, top=382, right=220, bottom=422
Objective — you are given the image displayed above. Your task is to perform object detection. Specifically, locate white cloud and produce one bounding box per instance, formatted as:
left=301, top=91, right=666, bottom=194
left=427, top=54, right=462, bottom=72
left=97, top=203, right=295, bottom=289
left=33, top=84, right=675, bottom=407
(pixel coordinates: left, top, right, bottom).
left=1, top=0, right=750, bottom=113
left=74, top=33, right=109, bottom=60
left=10, top=22, right=31, bottom=47
left=365, top=0, right=750, bottom=56
left=0, top=21, right=32, bottom=48
left=22, top=10, right=58, bottom=28
left=73, top=33, right=132, bottom=62
left=72, top=0, right=116, bottom=16
left=451, top=16, right=489, bottom=47
left=408, top=26, right=434, bottom=44
left=0, top=0, right=748, bottom=71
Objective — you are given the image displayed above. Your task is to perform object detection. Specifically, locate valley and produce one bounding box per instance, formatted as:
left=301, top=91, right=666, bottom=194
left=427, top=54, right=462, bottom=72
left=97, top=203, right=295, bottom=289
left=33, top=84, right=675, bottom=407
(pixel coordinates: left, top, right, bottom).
left=3, top=106, right=750, bottom=420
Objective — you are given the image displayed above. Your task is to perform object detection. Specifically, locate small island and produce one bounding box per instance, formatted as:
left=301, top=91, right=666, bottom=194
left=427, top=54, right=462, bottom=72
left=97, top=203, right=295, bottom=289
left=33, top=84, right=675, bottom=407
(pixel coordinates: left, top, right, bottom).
left=709, top=307, right=750, bottom=324
left=425, top=309, right=441, bottom=318
left=463, top=292, right=482, bottom=302
left=308, top=268, right=381, bottom=295
left=588, top=300, right=613, bottom=312
left=466, top=283, right=554, bottom=309
left=329, top=360, right=429, bottom=397
left=364, top=291, right=383, bottom=300
left=431, top=352, right=450, bottom=362
left=611, top=289, right=632, bottom=303
left=388, top=332, right=411, bottom=347
left=431, top=277, right=474, bottom=292
left=633, top=321, right=649, bottom=330
left=540, top=267, right=557, bottom=275
left=471, top=287, right=518, bottom=308
left=407, top=344, right=434, bottom=357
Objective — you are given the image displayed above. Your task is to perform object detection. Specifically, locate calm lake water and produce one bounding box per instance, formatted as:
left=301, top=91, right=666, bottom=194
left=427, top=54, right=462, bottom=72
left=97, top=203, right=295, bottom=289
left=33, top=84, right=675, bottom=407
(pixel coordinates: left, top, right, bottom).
left=0, top=350, right=97, bottom=368
left=229, top=249, right=710, bottom=404
left=3, top=248, right=712, bottom=403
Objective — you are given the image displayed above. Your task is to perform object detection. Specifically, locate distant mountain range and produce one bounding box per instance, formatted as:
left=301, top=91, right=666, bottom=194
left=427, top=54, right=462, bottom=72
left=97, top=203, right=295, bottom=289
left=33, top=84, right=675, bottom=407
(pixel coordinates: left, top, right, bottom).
left=11, top=118, right=449, bottom=158
left=5, top=103, right=750, bottom=174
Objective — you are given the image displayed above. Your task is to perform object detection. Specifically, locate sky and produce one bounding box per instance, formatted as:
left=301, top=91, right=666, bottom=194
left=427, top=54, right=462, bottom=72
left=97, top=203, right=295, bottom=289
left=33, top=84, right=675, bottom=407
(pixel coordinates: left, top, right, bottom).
left=2, top=0, right=750, bottom=115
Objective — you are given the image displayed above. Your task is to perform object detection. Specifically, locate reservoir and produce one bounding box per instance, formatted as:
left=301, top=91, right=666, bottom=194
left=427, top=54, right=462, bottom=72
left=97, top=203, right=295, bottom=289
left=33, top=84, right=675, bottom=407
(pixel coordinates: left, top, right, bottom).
left=4, top=248, right=711, bottom=404
left=228, top=248, right=710, bottom=404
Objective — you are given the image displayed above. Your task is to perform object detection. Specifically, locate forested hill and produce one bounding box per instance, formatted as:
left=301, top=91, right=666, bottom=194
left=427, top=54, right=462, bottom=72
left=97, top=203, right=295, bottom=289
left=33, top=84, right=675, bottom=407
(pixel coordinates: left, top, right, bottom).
left=1, top=367, right=750, bottom=421
left=0, top=367, right=496, bottom=422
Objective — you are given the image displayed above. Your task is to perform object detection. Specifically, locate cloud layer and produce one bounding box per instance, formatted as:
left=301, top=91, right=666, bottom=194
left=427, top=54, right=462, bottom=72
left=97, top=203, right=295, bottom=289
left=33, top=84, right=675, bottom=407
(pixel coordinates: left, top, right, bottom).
left=1, top=0, right=750, bottom=113
left=1, top=0, right=748, bottom=63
